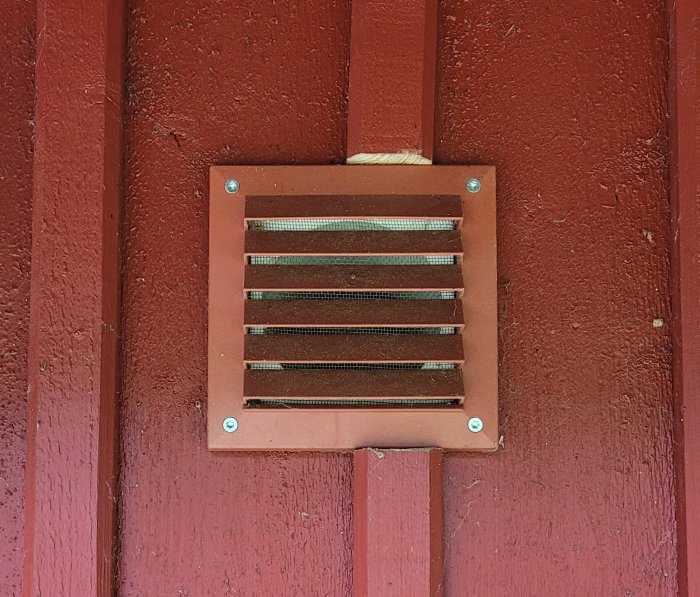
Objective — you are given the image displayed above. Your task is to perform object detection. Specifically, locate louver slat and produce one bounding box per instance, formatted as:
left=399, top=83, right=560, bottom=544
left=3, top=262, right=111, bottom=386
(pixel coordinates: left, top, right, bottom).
left=243, top=369, right=465, bottom=401
left=244, top=334, right=464, bottom=363
left=245, top=265, right=463, bottom=291
left=245, top=230, right=462, bottom=256
left=245, top=194, right=463, bottom=220
left=245, top=300, right=464, bottom=327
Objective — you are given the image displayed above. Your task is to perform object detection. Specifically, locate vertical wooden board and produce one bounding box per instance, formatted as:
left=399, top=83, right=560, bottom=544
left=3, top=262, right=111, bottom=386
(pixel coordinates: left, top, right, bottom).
left=0, top=1, right=34, bottom=593
left=436, top=0, right=676, bottom=595
left=353, top=449, right=443, bottom=597
left=668, top=1, right=700, bottom=594
left=24, top=1, right=124, bottom=595
left=119, top=2, right=353, bottom=595
left=346, top=0, right=438, bottom=161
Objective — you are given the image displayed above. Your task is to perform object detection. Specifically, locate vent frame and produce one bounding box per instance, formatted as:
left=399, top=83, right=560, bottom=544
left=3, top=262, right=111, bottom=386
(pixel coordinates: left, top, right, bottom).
left=208, top=165, right=497, bottom=451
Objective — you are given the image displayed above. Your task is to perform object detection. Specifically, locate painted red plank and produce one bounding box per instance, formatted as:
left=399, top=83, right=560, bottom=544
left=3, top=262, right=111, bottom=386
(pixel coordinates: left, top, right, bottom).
left=0, top=1, right=34, bottom=593
left=668, top=2, right=700, bottom=595
left=23, top=1, right=124, bottom=595
left=119, top=3, right=355, bottom=592
left=353, top=448, right=443, bottom=597
left=346, top=0, right=438, bottom=162
left=437, top=1, right=675, bottom=594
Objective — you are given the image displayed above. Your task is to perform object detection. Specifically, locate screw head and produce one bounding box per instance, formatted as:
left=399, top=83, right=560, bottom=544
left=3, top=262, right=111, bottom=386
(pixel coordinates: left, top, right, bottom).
left=467, top=417, right=484, bottom=433
left=222, top=417, right=239, bottom=433
left=224, top=179, right=240, bottom=194
left=466, top=178, right=481, bottom=193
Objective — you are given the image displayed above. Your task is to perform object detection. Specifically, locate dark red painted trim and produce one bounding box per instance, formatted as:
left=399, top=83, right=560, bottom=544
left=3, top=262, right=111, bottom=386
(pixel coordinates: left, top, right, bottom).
left=23, top=1, right=125, bottom=595
left=346, top=0, right=438, bottom=160
left=669, top=1, right=700, bottom=595
left=353, top=449, right=443, bottom=597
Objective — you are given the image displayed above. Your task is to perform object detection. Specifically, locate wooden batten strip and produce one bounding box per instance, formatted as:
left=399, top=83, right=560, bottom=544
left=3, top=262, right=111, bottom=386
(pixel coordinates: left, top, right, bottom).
left=669, top=0, right=700, bottom=593
left=24, top=1, right=125, bottom=595
left=353, top=449, right=443, bottom=596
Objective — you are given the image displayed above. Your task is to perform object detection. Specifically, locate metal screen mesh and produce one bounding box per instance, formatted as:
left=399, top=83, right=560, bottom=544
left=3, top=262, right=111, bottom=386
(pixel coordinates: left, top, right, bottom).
left=248, top=326, right=455, bottom=335
left=247, top=398, right=459, bottom=408
left=249, top=255, right=456, bottom=265
left=248, top=218, right=456, bottom=231
left=248, top=290, right=456, bottom=300
left=248, top=362, right=457, bottom=370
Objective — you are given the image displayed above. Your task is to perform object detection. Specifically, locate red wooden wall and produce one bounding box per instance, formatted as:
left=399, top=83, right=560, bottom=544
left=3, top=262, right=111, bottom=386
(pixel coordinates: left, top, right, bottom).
left=0, top=2, right=34, bottom=595
left=0, top=0, right=678, bottom=595
left=434, top=2, right=675, bottom=593
left=118, top=3, right=354, bottom=595
left=117, top=1, right=675, bottom=595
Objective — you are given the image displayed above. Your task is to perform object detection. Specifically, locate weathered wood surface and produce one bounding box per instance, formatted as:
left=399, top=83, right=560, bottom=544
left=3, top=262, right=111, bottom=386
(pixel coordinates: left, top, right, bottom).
left=353, top=449, right=443, bottom=597
left=669, top=1, right=700, bottom=594
left=23, top=1, right=124, bottom=595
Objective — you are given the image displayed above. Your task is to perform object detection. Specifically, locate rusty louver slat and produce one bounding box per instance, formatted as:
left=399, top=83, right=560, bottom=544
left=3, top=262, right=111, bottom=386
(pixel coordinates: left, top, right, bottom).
left=243, top=369, right=465, bottom=402
left=244, top=334, right=464, bottom=364
left=245, top=194, right=463, bottom=220
left=244, top=299, right=464, bottom=327
left=245, top=230, right=462, bottom=256
left=244, top=264, right=463, bottom=291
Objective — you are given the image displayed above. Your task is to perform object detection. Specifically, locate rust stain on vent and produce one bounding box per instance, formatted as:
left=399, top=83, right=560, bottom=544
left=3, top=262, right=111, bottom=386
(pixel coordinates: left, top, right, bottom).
left=208, top=165, right=497, bottom=450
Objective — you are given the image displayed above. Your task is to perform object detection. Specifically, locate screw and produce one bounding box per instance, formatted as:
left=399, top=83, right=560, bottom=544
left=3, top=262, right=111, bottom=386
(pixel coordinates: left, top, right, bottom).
left=466, top=178, right=481, bottom=193
left=467, top=417, right=483, bottom=433
left=224, top=179, right=240, bottom=194
left=222, top=417, right=239, bottom=433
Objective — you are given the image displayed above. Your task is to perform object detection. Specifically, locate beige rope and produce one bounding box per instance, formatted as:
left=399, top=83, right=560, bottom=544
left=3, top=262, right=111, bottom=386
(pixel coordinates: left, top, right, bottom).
left=346, top=151, right=431, bottom=165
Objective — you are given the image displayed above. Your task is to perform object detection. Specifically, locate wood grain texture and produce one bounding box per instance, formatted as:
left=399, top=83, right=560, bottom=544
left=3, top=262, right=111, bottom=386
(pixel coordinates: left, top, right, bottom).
left=23, top=1, right=124, bottom=595
left=0, top=1, right=34, bottom=594
left=346, top=0, right=438, bottom=160
left=353, top=449, right=443, bottom=597
left=668, top=1, right=700, bottom=594
left=436, top=0, right=676, bottom=594
left=119, top=2, right=354, bottom=594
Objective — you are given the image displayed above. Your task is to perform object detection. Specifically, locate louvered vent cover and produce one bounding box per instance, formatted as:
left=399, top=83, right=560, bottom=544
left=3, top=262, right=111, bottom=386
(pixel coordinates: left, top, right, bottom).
left=208, top=166, right=497, bottom=450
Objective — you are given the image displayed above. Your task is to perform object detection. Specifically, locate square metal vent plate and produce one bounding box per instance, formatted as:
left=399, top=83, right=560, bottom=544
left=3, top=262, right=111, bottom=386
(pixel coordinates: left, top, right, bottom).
left=208, top=165, right=497, bottom=450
